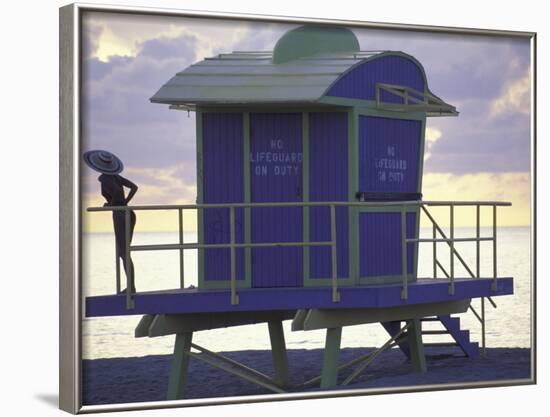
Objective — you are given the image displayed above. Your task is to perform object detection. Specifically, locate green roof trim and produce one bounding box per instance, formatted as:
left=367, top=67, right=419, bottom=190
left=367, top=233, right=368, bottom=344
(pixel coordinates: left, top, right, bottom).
left=272, top=25, right=360, bottom=64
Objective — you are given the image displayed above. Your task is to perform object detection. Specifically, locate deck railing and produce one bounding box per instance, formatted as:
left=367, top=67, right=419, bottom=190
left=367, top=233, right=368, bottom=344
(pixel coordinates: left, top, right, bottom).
left=87, top=200, right=510, bottom=325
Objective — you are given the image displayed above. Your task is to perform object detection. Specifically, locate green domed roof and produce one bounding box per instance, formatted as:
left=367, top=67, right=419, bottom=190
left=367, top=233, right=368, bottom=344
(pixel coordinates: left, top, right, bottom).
left=272, top=25, right=360, bottom=64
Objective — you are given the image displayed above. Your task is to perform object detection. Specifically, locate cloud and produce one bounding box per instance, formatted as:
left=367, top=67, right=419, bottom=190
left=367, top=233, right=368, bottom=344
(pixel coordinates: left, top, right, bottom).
left=424, top=127, right=442, bottom=161
left=490, top=69, right=531, bottom=117
left=424, top=96, right=530, bottom=174
left=81, top=32, right=200, bottom=174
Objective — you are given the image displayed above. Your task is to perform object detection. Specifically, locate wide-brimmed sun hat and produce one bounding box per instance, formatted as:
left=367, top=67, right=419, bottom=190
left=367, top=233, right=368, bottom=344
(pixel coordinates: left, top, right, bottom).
left=83, top=150, right=124, bottom=175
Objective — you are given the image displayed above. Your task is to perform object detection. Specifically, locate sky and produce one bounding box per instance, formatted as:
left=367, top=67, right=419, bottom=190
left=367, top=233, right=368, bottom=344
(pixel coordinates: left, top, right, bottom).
left=81, top=11, right=532, bottom=232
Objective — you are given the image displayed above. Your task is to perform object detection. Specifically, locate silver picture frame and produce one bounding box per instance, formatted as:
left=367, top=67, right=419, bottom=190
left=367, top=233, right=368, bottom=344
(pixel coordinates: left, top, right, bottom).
left=59, top=2, right=537, bottom=414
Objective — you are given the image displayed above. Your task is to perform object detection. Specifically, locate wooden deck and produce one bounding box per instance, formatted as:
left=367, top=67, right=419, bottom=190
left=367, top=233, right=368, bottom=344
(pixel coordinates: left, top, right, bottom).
left=85, top=277, right=513, bottom=317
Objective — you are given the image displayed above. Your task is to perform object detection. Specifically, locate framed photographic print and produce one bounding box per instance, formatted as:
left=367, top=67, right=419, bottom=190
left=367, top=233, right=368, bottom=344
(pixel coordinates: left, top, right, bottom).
left=59, top=2, right=536, bottom=413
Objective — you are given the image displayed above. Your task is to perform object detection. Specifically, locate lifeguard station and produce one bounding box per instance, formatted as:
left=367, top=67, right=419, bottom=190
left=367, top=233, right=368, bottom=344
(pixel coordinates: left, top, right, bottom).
left=86, top=25, right=513, bottom=398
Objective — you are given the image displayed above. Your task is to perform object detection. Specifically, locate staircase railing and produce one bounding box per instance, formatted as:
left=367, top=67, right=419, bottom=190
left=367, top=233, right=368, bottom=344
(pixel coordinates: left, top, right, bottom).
left=409, top=202, right=511, bottom=355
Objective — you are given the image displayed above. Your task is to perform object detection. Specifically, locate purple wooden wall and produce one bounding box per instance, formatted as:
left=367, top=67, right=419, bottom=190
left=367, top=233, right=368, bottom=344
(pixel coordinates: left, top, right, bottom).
left=359, top=116, right=422, bottom=194
left=326, top=55, right=425, bottom=102
left=202, top=112, right=245, bottom=281
left=359, top=212, right=416, bottom=277
left=250, top=113, right=303, bottom=287
left=308, top=112, right=349, bottom=279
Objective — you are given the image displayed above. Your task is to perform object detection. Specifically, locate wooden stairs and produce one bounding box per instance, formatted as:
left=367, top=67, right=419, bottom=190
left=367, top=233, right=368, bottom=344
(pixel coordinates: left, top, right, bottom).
left=382, top=314, right=479, bottom=359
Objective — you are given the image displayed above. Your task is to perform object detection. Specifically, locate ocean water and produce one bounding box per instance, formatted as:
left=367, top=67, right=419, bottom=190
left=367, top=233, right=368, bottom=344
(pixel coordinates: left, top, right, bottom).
left=82, top=227, right=532, bottom=360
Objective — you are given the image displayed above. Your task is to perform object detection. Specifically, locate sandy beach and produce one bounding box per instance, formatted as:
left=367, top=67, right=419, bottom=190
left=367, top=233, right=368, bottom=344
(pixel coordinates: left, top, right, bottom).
left=83, top=346, right=531, bottom=405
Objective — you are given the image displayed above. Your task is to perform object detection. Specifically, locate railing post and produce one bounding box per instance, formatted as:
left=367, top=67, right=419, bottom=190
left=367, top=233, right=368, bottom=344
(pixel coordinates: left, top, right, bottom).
left=476, top=205, right=480, bottom=278
left=230, top=206, right=239, bottom=305
left=178, top=208, right=184, bottom=289
left=125, top=209, right=134, bottom=309
left=476, top=204, right=486, bottom=355
left=330, top=205, right=340, bottom=303
left=492, top=205, right=497, bottom=291
left=449, top=204, right=455, bottom=295
left=401, top=206, right=408, bottom=300
left=432, top=222, right=437, bottom=279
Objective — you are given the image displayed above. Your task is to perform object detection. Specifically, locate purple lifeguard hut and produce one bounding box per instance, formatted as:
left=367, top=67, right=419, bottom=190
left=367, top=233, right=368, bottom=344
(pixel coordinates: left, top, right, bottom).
left=86, top=25, right=513, bottom=398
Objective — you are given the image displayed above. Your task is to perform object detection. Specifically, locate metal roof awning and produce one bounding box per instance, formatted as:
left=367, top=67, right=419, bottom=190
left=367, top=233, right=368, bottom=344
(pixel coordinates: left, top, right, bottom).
left=151, top=50, right=383, bottom=108
left=151, top=50, right=456, bottom=117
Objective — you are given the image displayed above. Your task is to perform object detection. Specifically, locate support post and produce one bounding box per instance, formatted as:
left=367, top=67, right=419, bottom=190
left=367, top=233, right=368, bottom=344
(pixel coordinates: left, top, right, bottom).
left=432, top=223, right=437, bottom=279
left=406, top=319, right=426, bottom=373
left=178, top=208, right=184, bottom=289
left=268, top=320, right=289, bottom=388
left=449, top=204, right=455, bottom=295
left=115, top=240, right=121, bottom=294
left=125, top=209, right=134, bottom=309
left=492, top=205, right=498, bottom=291
left=477, top=205, right=486, bottom=355
left=167, top=332, right=193, bottom=400
left=320, top=327, right=342, bottom=389
left=476, top=205, right=480, bottom=279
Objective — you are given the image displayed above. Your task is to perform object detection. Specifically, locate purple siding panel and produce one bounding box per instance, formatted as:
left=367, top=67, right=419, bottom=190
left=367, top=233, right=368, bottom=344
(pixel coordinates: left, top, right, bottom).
left=359, top=212, right=416, bottom=277
left=308, top=112, right=349, bottom=278
left=250, top=113, right=303, bottom=288
left=359, top=116, right=421, bottom=194
left=202, top=113, right=245, bottom=281
left=326, top=55, right=425, bottom=101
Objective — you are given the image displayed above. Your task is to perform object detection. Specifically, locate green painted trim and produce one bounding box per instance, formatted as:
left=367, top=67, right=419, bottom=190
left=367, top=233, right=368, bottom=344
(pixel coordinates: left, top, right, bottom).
left=303, top=277, right=355, bottom=287
left=348, top=108, right=359, bottom=285
left=320, top=97, right=427, bottom=120
left=417, top=117, right=427, bottom=194
left=415, top=118, right=426, bottom=278
left=200, top=106, right=349, bottom=114
left=243, top=112, right=252, bottom=288
left=300, top=300, right=469, bottom=330
left=200, top=279, right=251, bottom=290
left=356, top=206, right=418, bottom=214
left=355, top=105, right=426, bottom=121
left=196, top=111, right=205, bottom=290
left=302, top=112, right=310, bottom=285
left=413, top=206, right=421, bottom=279
left=358, top=275, right=415, bottom=285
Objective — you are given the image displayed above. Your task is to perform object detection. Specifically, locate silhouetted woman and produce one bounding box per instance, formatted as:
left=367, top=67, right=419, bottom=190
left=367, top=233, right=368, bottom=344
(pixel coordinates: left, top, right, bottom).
left=84, top=150, right=138, bottom=293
